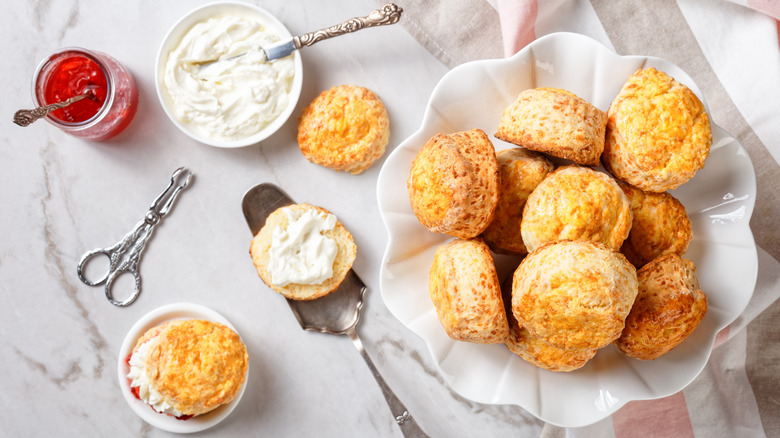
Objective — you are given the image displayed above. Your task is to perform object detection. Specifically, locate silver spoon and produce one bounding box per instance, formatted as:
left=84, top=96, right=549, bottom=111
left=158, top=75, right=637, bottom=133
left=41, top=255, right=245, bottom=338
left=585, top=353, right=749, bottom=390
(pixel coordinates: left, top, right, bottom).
left=13, top=91, right=96, bottom=127
left=242, top=183, right=429, bottom=438
left=200, top=3, right=402, bottom=69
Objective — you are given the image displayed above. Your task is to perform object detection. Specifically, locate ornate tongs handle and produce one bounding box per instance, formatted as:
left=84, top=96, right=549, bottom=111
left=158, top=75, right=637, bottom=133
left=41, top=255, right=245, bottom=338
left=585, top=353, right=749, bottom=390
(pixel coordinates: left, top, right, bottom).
left=294, top=3, right=403, bottom=48
left=14, top=92, right=93, bottom=127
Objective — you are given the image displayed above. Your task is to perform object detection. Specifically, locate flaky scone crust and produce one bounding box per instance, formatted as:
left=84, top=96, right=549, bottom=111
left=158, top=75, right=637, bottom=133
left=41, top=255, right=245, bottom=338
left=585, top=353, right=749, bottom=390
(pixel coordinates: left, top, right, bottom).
left=603, top=68, right=712, bottom=192
left=618, top=182, right=692, bottom=268
left=297, top=85, right=390, bottom=174
left=407, top=129, right=500, bottom=239
left=520, top=165, right=632, bottom=252
left=250, top=203, right=356, bottom=301
left=429, top=238, right=509, bottom=344
left=495, top=88, right=607, bottom=166
left=137, top=320, right=248, bottom=417
left=615, top=254, right=707, bottom=360
left=512, top=240, right=638, bottom=350
left=481, top=148, right=554, bottom=255
left=505, top=320, right=597, bottom=372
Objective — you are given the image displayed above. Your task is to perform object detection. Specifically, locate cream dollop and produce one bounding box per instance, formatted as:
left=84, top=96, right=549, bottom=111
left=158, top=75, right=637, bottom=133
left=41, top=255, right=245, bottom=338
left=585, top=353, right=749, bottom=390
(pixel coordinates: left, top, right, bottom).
left=269, top=208, right=338, bottom=286
left=127, top=338, right=184, bottom=417
left=162, top=14, right=295, bottom=141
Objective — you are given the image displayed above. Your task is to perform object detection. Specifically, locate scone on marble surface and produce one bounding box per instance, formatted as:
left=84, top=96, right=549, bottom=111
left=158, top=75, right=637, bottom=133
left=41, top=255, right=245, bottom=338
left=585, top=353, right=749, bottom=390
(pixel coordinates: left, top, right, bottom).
left=512, top=240, right=638, bottom=351
left=481, top=148, right=554, bottom=255
left=297, top=84, right=390, bottom=174
left=429, top=237, right=509, bottom=344
left=618, top=181, right=692, bottom=268
left=127, top=319, right=248, bottom=418
left=408, top=128, right=500, bottom=239
left=250, top=203, right=356, bottom=300
left=495, top=88, right=607, bottom=166
left=616, top=253, right=708, bottom=360
left=603, top=67, right=712, bottom=192
left=520, top=165, right=632, bottom=252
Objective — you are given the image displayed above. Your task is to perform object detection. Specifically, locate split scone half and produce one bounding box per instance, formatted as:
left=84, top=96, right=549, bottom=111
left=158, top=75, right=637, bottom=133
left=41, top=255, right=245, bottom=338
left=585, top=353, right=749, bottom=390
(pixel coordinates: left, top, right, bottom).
left=127, top=319, right=248, bottom=418
left=250, top=203, right=356, bottom=300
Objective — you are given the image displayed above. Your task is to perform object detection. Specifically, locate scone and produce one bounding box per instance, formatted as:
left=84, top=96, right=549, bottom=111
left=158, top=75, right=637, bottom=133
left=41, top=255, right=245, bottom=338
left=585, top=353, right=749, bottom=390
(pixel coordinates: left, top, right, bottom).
left=520, top=165, right=632, bottom=252
left=615, top=254, right=708, bottom=360
left=297, top=85, right=390, bottom=174
left=495, top=88, right=607, bottom=166
left=512, top=240, right=638, bottom=350
left=127, top=319, right=249, bottom=418
left=619, top=181, right=692, bottom=268
left=603, top=67, right=712, bottom=192
left=481, top=148, right=554, bottom=255
left=250, top=203, right=356, bottom=300
left=429, top=237, right=509, bottom=344
left=408, top=129, right=500, bottom=239
left=506, top=321, right=598, bottom=372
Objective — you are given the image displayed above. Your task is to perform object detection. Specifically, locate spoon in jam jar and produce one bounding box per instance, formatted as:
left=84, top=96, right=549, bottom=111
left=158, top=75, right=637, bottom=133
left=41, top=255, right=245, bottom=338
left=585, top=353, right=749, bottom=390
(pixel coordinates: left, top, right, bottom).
left=13, top=90, right=98, bottom=127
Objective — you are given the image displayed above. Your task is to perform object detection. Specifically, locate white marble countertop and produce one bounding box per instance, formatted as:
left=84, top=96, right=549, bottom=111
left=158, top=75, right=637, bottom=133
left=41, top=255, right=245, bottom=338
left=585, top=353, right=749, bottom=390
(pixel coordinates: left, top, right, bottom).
left=0, top=1, right=544, bottom=436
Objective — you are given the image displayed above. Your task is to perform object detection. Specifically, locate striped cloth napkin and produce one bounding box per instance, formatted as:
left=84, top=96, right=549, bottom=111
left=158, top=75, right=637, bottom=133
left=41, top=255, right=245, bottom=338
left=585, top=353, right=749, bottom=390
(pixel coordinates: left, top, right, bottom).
left=393, top=1, right=780, bottom=436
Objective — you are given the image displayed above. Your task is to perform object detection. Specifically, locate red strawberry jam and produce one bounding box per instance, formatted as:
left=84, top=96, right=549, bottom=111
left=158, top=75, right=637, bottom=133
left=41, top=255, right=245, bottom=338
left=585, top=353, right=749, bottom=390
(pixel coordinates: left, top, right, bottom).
left=33, top=48, right=137, bottom=140
left=125, top=352, right=193, bottom=421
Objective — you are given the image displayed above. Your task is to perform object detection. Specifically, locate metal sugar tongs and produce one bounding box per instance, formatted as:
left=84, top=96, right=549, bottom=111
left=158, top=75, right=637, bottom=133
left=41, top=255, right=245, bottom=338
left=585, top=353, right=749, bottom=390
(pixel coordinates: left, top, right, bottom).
left=77, top=167, right=192, bottom=306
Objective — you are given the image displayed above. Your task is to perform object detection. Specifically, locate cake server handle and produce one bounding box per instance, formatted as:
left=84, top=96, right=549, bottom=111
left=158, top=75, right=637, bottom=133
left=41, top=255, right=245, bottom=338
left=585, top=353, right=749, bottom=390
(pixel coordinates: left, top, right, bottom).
left=346, top=326, right=429, bottom=438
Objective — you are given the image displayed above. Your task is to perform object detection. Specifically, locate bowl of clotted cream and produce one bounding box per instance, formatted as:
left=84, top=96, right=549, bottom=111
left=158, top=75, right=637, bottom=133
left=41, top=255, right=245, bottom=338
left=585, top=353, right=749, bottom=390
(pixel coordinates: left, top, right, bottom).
left=156, top=1, right=303, bottom=147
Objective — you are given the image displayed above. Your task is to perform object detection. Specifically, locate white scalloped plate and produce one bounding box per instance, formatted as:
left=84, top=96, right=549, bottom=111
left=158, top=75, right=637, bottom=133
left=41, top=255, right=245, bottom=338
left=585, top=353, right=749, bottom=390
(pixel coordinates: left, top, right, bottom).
left=377, top=32, right=757, bottom=427
left=117, top=303, right=248, bottom=433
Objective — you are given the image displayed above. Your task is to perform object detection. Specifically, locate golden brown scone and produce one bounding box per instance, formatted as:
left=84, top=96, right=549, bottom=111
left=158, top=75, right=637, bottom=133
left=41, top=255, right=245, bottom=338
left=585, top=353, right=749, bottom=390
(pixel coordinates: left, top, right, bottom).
left=133, top=320, right=248, bottom=417
left=506, top=320, right=598, bottom=372
left=615, top=254, right=708, bottom=360
left=481, top=148, right=554, bottom=255
left=250, top=203, right=356, bottom=300
left=429, top=237, right=509, bottom=344
left=297, top=85, right=390, bottom=174
left=618, top=181, right=692, bottom=268
left=520, top=165, right=632, bottom=252
left=603, top=68, right=712, bottom=192
left=512, top=240, right=638, bottom=350
left=495, top=88, right=607, bottom=166
left=408, top=129, right=500, bottom=239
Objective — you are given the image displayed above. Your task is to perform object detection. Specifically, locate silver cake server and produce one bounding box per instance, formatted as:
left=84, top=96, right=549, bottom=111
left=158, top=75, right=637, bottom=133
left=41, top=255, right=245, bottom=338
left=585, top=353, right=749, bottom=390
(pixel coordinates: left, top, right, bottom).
left=242, top=182, right=428, bottom=438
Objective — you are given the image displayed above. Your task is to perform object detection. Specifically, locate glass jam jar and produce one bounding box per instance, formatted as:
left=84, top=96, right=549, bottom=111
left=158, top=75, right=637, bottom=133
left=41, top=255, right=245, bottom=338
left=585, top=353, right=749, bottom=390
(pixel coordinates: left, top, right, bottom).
left=32, top=47, right=138, bottom=140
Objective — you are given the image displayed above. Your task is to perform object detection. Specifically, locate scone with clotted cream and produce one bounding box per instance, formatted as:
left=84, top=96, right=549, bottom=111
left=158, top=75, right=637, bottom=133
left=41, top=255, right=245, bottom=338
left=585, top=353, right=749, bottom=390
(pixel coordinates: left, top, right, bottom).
left=250, top=203, right=356, bottom=300
left=127, top=319, right=248, bottom=418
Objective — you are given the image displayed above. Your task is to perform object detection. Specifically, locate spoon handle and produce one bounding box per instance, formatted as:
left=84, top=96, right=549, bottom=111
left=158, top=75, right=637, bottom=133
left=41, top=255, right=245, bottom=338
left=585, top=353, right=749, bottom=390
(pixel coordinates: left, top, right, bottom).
left=347, top=326, right=430, bottom=438
left=13, top=93, right=92, bottom=127
left=294, top=3, right=402, bottom=49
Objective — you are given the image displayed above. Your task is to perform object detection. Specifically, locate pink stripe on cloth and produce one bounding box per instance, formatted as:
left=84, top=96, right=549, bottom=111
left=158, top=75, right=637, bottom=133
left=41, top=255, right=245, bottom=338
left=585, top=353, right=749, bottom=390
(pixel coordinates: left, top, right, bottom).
left=714, top=325, right=730, bottom=348
left=496, top=0, right=538, bottom=57
left=612, top=392, right=695, bottom=438
left=747, top=0, right=780, bottom=20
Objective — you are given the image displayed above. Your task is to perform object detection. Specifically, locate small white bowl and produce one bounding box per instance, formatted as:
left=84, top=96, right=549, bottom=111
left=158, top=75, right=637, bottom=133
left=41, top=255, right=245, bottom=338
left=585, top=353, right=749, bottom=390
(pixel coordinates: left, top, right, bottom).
left=155, top=1, right=303, bottom=148
left=117, top=303, right=248, bottom=433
